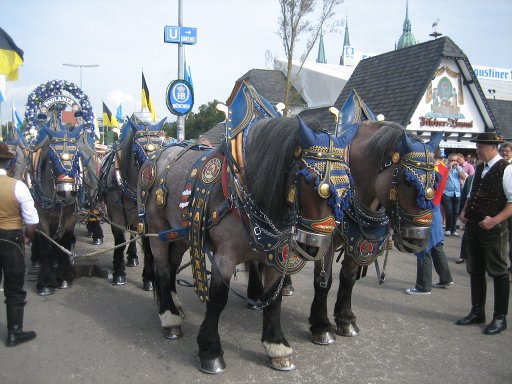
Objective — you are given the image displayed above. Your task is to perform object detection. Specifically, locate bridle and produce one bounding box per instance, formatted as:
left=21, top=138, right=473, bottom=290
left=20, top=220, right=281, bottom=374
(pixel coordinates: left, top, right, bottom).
left=382, top=143, right=436, bottom=253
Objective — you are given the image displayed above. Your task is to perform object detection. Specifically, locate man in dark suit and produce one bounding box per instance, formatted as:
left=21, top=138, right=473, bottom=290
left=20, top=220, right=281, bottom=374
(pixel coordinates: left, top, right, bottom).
left=458, top=132, right=512, bottom=335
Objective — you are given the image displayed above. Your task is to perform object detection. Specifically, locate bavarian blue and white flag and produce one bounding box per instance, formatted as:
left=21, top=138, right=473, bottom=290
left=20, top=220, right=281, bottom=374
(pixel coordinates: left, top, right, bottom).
left=184, top=46, right=193, bottom=88
left=12, top=100, right=23, bottom=129
left=116, top=103, right=123, bottom=123
left=0, top=75, right=6, bottom=102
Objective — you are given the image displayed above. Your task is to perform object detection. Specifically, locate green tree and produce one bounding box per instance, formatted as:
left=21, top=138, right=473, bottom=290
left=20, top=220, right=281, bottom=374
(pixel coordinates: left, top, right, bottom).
left=169, top=100, right=224, bottom=140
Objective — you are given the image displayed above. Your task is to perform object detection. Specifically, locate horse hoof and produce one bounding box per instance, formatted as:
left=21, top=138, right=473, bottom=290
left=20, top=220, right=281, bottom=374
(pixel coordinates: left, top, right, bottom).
left=281, top=285, right=295, bottom=296
left=312, top=331, right=336, bottom=345
left=268, top=355, right=296, bottom=371
left=58, top=280, right=73, bottom=289
left=37, top=287, right=55, bottom=296
left=112, top=276, right=127, bottom=286
left=163, top=326, right=183, bottom=340
left=199, top=356, right=226, bottom=374
left=336, top=323, right=359, bottom=337
left=142, top=281, right=154, bottom=291
left=92, top=238, right=103, bottom=245
left=126, top=258, right=139, bottom=267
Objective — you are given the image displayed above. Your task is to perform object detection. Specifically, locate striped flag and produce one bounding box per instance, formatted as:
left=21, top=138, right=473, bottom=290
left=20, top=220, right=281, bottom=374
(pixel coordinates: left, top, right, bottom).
left=142, top=72, right=156, bottom=121
left=103, top=102, right=119, bottom=127
left=0, top=27, right=24, bottom=81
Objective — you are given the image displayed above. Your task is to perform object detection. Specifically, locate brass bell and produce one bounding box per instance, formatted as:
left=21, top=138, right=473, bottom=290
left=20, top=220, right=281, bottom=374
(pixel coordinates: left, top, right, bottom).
left=425, top=187, right=434, bottom=200
left=61, top=153, right=70, bottom=160
left=318, top=183, right=331, bottom=199
left=391, top=152, right=400, bottom=163
left=146, top=143, right=155, bottom=152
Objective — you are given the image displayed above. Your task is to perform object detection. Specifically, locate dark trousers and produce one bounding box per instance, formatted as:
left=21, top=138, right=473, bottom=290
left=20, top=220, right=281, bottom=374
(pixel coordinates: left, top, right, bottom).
left=0, top=230, right=27, bottom=309
left=465, top=221, right=510, bottom=315
left=441, top=194, right=460, bottom=233
left=416, top=242, right=453, bottom=292
left=508, top=217, right=512, bottom=272
left=86, top=221, right=103, bottom=240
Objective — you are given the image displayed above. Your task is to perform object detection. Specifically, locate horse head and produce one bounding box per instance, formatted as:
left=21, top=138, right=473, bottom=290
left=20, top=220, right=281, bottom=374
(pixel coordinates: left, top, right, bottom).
left=42, top=124, right=84, bottom=203
left=289, top=118, right=354, bottom=261
left=128, top=117, right=167, bottom=166
left=374, top=126, right=442, bottom=253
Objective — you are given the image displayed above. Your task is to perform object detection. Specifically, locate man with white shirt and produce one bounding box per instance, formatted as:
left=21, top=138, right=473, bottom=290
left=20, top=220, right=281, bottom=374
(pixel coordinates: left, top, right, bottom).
left=458, top=132, right=512, bottom=335
left=0, top=144, right=39, bottom=346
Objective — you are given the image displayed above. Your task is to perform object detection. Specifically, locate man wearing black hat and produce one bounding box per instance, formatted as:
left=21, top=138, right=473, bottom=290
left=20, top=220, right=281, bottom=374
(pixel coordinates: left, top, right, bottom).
left=0, top=143, right=39, bottom=346
left=458, top=132, right=512, bottom=335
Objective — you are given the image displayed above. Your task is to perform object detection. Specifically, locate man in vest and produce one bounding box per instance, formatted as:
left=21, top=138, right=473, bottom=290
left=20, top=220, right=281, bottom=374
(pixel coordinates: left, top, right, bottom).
left=458, top=132, right=512, bottom=335
left=0, top=143, right=39, bottom=346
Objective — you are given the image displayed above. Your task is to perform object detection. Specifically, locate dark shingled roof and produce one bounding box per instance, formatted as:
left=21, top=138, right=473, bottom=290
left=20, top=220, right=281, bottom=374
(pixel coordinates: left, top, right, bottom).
left=331, top=36, right=498, bottom=134
left=198, top=122, right=225, bottom=147
left=488, top=99, right=512, bottom=139
left=232, top=69, right=306, bottom=107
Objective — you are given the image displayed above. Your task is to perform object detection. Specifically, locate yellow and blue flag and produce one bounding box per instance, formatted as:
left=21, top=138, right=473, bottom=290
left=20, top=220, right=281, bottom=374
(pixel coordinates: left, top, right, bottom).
left=0, top=27, right=24, bottom=81
left=103, top=102, right=119, bottom=127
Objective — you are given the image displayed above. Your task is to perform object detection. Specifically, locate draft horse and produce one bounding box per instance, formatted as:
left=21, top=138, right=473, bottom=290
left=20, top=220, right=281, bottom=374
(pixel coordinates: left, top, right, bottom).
left=29, top=124, right=85, bottom=295
left=306, top=118, right=442, bottom=343
left=98, top=118, right=165, bottom=289
left=141, top=116, right=354, bottom=373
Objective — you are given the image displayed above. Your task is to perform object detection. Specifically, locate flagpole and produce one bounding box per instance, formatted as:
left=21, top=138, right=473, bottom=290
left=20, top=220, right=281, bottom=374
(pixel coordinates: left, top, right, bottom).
left=176, top=0, right=185, bottom=141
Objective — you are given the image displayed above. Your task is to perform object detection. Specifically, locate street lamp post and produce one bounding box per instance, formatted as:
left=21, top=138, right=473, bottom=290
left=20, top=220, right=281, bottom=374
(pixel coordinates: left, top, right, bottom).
left=62, top=63, right=99, bottom=89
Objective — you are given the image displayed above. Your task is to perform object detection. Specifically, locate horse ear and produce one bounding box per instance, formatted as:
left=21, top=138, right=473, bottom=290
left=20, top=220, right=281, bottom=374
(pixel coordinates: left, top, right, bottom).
left=128, top=118, right=139, bottom=132
left=42, top=124, right=54, bottom=139
left=298, top=117, right=316, bottom=147
left=70, top=124, right=85, bottom=139
left=154, top=117, right=167, bottom=131
left=426, top=131, right=443, bottom=151
left=334, top=123, right=358, bottom=148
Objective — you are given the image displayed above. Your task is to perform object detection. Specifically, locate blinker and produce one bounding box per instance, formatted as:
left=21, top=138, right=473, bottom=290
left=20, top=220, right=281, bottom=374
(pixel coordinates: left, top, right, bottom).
left=318, top=183, right=331, bottom=199
left=425, top=187, right=434, bottom=200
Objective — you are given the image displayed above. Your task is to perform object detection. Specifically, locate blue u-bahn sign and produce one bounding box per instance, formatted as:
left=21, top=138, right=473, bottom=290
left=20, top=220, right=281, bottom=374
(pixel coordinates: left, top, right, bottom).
left=166, top=80, right=194, bottom=116
left=164, top=26, right=197, bottom=45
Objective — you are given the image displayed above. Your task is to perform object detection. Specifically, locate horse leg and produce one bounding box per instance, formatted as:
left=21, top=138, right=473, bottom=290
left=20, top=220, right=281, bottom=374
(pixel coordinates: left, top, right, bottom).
left=197, top=252, right=237, bottom=374
left=333, top=257, right=360, bottom=336
left=126, top=226, right=139, bottom=267
left=111, top=225, right=127, bottom=285
left=261, top=265, right=295, bottom=371
left=246, top=260, right=264, bottom=309
left=309, top=251, right=336, bottom=345
left=55, top=231, right=75, bottom=289
left=35, top=235, right=57, bottom=296
left=141, top=236, right=154, bottom=291
left=151, top=239, right=184, bottom=339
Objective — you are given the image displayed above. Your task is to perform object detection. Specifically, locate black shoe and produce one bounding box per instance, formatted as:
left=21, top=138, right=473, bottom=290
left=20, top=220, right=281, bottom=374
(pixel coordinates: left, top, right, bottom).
left=6, top=330, right=36, bottom=347
left=92, top=238, right=103, bottom=245
left=484, top=315, right=507, bottom=335
left=456, top=308, right=486, bottom=325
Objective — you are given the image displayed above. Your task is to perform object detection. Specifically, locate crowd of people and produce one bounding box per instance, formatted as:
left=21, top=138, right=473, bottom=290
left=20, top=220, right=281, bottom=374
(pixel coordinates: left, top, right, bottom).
left=405, top=133, right=511, bottom=336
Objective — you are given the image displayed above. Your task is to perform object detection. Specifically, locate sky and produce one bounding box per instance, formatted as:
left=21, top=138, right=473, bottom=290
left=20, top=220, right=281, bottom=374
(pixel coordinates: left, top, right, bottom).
left=1, top=0, right=511, bottom=125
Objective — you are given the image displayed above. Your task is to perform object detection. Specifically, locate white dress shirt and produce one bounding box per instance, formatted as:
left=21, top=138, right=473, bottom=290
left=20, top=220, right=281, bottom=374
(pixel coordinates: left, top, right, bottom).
left=0, top=168, right=39, bottom=224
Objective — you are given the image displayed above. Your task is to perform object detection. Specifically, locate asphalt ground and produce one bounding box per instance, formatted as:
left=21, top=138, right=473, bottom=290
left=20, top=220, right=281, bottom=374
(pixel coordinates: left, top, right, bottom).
left=0, top=223, right=510, bottom=384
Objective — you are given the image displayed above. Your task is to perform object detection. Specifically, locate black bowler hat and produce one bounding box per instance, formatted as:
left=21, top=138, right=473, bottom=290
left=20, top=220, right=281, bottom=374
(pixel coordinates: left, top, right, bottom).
left=470, top=132, right=504, bottom=144
left=0, top=143, right=15, bottom=160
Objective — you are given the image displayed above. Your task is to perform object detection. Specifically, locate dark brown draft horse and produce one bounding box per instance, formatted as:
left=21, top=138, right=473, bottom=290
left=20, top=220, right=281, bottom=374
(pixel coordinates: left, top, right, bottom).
left=307, top=118, right=443, bottom=344
left=98, top=118, right=165, bottom=288
left=140, top=116, right=355, bottom=373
